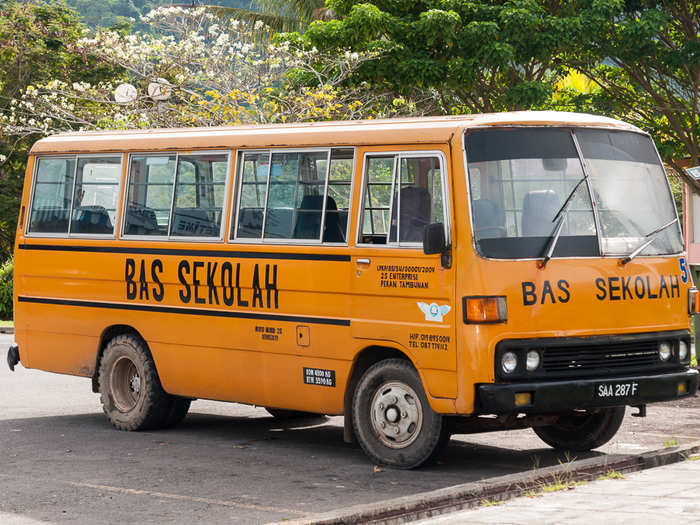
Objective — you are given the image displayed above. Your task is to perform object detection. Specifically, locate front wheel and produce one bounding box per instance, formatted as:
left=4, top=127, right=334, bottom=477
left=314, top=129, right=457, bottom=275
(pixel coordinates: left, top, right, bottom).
left=352, top=359, right=450, bottom=469
left=533, top=406, right=625, bottom=451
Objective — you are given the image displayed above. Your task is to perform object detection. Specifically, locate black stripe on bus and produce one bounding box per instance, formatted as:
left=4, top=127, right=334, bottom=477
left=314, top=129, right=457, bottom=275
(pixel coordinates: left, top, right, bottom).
left=17, top=243, right=351, bottom=262
left=17, top=296, right=351, bottom=327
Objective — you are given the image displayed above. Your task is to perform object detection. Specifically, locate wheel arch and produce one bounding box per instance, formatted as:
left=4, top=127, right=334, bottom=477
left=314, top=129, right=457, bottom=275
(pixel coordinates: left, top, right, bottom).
left=342, top=345, right=414, bottom=444
left=92, top=324, right=149, bottom=393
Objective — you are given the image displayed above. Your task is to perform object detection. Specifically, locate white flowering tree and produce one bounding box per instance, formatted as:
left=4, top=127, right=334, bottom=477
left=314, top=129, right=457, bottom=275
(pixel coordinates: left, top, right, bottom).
left=0, top=6, right=395, bottom=137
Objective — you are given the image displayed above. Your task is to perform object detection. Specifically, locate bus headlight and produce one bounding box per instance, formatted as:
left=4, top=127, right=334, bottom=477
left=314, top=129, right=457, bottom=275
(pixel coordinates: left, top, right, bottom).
left=502, top=351, right=518, bottom=374
left=526, top=350, right=541, bottom=371
left=659, top=341, right=673, bottom=361
left=679, top=340, right=689, bottom=361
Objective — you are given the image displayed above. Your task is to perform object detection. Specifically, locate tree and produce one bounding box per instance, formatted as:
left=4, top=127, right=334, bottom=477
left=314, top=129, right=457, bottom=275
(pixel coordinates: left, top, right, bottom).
left=0, top=0, right=116, bottom=260
left=561, top=0, right=700, bottom=193
left=301, top=0, right=584, bottom=114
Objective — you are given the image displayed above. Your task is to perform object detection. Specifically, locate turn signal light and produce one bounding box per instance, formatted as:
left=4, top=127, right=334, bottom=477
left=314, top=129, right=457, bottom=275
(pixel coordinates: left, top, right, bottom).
left=678, top=381, right=688, bottom=395
left=689, top=288, right=699, bottom=315
left=463, top=296, right=507, bottom=324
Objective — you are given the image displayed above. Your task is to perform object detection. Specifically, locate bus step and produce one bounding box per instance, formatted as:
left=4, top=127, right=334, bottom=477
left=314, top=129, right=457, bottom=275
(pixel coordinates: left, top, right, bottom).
left=7, top=343, right=19, bottom=371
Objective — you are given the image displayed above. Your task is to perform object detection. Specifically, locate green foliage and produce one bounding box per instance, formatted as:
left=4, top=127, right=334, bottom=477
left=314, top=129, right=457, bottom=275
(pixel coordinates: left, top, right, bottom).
left=0, top=258, right=13, bottom=320
left=304, top=1, right=579, bottom=113
left=0, top=0, right=121, bottom=261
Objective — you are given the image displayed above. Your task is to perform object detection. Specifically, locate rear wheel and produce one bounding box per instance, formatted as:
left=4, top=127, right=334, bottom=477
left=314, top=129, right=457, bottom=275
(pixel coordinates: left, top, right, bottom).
left=533, top=407, right=625, bottom=451
left=352, top=359, right=451, bottom=469
left=99, top=334, right=171, bottom=431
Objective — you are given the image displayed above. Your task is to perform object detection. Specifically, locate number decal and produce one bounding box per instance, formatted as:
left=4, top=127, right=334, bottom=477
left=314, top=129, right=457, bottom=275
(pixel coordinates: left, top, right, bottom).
left=680, top=257, right=689, bottom=284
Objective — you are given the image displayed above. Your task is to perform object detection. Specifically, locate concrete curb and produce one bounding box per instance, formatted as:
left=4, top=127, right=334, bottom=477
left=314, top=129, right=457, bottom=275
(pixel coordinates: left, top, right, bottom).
left=271, top=440, right=700, bottom=525
left=0, top=327, right=14, bottom=334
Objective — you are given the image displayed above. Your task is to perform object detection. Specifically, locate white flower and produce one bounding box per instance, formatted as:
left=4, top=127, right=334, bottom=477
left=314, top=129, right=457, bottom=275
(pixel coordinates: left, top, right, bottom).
left=0, top=154, right=7, bottom=163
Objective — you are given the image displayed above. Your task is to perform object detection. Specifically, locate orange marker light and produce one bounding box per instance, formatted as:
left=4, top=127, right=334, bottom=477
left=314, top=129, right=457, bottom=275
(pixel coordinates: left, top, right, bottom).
left=464, top=296, right=507, bottom=324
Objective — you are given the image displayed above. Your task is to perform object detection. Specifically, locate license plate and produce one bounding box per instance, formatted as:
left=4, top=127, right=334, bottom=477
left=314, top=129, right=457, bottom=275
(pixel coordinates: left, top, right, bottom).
left=595, top=381, right=639, bottom=399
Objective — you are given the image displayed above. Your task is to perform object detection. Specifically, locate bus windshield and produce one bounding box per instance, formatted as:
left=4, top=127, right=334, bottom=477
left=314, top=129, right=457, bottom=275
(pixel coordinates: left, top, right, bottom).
left=466, top=128, right=683, bottom=259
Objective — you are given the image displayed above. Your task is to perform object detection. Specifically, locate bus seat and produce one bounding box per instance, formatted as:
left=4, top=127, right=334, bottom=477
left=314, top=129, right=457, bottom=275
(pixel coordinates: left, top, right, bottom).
left=472, top=198, right=506, bottom=239
left=71, top=206, right=113, bottom=234
left=30, top=207, right=70, bottom=233
left=125, top=205, right=159, bottom=235
left=522, top=190, right=559, bottom=237
left=322, top=198, right=346, bottom=243
left=400, top=186, right=431, bottom=242
left=293, top=195, right=324, bottom=239
left=237, top=208, right=263, bottom=237
left=265, top=208, right=295, bottom=238
left=172, top=208, right=219, bottom=237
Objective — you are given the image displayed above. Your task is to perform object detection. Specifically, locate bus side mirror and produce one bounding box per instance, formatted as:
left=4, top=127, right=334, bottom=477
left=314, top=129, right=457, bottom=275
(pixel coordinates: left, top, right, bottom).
left=423, top=223, right=446, bottom=255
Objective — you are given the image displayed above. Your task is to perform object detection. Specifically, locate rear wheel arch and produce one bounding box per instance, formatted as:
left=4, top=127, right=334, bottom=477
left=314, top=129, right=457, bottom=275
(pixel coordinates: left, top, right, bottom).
left=92, top=325, right=149, bottom=393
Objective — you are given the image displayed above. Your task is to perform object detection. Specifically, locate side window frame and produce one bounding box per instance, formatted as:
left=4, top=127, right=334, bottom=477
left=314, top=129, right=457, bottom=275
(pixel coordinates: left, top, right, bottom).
left=121, top=150, right=232, bottom=242
left=356, top=150, right=451, bottom=248
left=25, top=153, right=124, bottom=239
left=229, top=147, right=355, bottom=245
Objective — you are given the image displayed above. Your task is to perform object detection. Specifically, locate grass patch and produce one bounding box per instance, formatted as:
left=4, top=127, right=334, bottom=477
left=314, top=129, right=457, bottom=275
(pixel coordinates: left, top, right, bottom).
left=481, top=498, right=504, bottom=507
left=598, top=469, right=625, bottom=480
left=665, top=438, right=678, bottom=448
left=0, top=319, right=13, bottom=327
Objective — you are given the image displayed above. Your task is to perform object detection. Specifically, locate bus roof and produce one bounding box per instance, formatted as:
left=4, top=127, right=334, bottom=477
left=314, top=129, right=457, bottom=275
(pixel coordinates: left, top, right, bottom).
left=30, top=111, right=643, bottom=155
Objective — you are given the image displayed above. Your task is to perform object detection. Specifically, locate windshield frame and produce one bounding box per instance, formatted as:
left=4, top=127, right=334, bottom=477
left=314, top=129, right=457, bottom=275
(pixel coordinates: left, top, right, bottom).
left=462, top=125, right=683, bottom=261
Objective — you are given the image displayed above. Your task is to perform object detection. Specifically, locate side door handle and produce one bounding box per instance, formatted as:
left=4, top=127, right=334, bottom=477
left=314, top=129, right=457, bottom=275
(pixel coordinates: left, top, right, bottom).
left=357, top=258, right=371, bottom=265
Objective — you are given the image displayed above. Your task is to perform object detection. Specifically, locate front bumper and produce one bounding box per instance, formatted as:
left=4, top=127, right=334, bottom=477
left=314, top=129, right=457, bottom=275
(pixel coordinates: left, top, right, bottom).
left=477, top=369, right=698, bottom=415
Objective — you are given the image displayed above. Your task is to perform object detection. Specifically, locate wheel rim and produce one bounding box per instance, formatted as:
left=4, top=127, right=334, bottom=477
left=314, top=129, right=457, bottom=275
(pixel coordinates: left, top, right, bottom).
left=110, top=355, right=142, bottom=413
left=370, top=381, right=423, bottom=449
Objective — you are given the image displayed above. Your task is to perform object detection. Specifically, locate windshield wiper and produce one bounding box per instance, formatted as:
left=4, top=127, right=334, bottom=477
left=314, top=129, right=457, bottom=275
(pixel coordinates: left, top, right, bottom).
left=539, top=176, right=587, bottom=269
left=620, top=218, right=679, bottom=265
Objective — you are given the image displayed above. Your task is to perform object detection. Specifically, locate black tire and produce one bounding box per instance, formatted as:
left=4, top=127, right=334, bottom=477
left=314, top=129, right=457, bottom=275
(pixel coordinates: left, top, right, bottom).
left=352, top=359, right=451, bottom=469
left=533, top=407, right=626, bottom=451
left=264, top=407, right=320, bottom=419
left=98, top=334, right=171, bottom=431
left=164, top=397, right=191, bottom=428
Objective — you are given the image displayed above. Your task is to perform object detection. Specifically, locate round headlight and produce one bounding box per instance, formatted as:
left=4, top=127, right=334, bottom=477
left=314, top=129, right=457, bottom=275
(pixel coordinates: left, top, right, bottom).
left=502, top=351, right=518, bottom=374
left=659, top=341, right=672, bottom=361
left=526, top=350, right=541, bottom=371
left=679, top=340, right=689, bottom=361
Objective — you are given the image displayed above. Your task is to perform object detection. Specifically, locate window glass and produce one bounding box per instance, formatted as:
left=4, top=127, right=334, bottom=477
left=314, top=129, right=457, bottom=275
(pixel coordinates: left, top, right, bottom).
left=397, top=157, right=444, bottom=243
left=361, top=156, right=394, bottom=242
left=124, top=155, right=176, bottom=236
left=577, top=129, right=682, bottom=256
left=233, top=148, right=355, bottom=243
left=466, top=128, right=597, bottom=259
left=264, top=151, right=328, bottom=239
left=324, top=148, right=354, bottom=242
left=360, top=154, right=445, bottom=245
left=171, top=153, right=228, bottom=237
left=236, top=152, right=270, bottom=238
left=29, top=157, right=76, bottom=233
left=70, top=157, right=121, bottom=234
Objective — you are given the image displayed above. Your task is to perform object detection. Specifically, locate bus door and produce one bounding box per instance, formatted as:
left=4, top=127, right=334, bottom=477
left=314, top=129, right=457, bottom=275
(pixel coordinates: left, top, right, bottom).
left=351, top=147, right=457, bottom=399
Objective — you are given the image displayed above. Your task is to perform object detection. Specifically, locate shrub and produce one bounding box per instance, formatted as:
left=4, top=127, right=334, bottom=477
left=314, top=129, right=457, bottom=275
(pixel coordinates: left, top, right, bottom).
left=0, top=258, right=13, bottom=320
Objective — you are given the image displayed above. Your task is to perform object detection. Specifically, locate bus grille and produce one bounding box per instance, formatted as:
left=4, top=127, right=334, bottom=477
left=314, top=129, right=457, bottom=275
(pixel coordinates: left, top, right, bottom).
left=542, top=341, right=660, bottom=372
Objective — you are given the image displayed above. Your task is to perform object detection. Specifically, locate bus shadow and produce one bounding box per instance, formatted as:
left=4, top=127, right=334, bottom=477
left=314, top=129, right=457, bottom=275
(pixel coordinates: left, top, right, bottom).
left=1, top=410, right=604, bottom=477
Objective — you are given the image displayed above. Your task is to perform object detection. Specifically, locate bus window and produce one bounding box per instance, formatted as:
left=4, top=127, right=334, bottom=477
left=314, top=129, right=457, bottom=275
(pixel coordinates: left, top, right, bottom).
left=265, top=150, right=328, bottom=240
left=233, top=148, right=354, bottom=243
left=360, top=154, right=445, bottom=245
left=124, top=155, right=176, bottom=236
left=70, top=157, right=121, bottom=235
left=28, top=157, right=76, bottom=234
left=171, top=153, right=228, bottom=238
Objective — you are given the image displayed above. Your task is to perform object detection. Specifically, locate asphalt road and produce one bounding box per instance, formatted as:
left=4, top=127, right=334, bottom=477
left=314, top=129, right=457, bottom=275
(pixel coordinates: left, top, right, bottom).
left=2, top=333, right=699, bottom=524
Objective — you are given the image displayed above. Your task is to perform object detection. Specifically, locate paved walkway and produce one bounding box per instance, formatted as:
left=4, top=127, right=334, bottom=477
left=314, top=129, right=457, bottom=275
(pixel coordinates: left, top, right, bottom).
left=416, top=458, right=700, bottom=524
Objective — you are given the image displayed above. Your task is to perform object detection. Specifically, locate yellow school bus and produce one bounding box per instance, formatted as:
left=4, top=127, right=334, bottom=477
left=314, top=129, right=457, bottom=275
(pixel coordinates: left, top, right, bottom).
left=8, top=111, right=699, bottom=468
